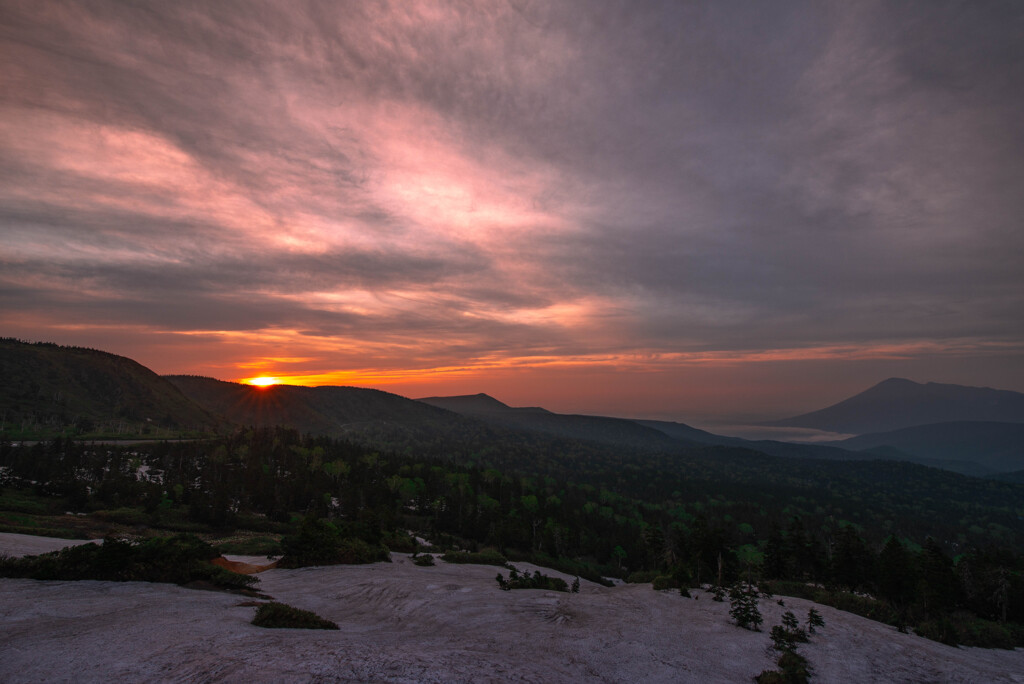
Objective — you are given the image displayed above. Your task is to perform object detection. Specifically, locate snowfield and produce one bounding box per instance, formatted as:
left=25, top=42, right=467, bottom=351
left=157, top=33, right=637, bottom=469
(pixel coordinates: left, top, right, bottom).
left=1, top=533, right=1023, bottom=683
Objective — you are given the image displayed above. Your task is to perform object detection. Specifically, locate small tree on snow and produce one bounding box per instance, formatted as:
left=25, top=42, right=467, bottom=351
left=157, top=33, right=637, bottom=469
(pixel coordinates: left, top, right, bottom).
left=807, top=607, right=825, bottom=634
left=729, top=582, right=763, bottom=631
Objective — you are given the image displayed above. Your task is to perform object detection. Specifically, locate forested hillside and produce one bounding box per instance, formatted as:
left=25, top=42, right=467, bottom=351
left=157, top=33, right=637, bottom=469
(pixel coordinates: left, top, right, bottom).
left=0, top=339, right=219, bottom=438
left=3, top=426, right=1023, bottom=647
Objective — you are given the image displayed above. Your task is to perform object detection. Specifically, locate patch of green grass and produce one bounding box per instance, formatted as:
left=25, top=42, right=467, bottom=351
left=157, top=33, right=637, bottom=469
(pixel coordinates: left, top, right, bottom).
left=251, top=602, right=339, bottom=630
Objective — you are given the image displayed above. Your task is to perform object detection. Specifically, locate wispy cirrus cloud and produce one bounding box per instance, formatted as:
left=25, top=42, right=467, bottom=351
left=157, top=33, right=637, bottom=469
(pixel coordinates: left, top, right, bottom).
left=2, top=1, right=1023, bottom=418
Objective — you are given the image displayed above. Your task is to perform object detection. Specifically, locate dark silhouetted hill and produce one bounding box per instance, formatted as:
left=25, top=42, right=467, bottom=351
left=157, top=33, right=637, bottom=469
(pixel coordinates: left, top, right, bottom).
left=770, top=378, right=1024, bottom=434
left=417, top=394, right=687, bottom=449
left=417, top=393, right=550, bottom=415
left=166, top=375, right=468, bottom=440
left=0, top=338, right=219, bottom=436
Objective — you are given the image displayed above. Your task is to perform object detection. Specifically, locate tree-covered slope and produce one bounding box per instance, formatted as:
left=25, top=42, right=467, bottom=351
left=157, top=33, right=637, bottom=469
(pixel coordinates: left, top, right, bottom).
left=828, top=421, right=1024, bottom=474
left=0, top=338, right=219, bottom=437
left=419, top=393, right=695, bottom=449
left=165, top=375, right=473, bottom=441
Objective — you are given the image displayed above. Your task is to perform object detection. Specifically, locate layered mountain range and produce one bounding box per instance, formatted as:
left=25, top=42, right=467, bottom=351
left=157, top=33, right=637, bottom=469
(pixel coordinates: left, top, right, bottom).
left=2, top=338, right=1022, bottom=476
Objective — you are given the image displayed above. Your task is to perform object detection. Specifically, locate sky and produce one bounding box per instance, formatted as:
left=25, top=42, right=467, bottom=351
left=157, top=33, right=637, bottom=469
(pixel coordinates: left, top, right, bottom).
left=3, top=1, right=1024, bottom=424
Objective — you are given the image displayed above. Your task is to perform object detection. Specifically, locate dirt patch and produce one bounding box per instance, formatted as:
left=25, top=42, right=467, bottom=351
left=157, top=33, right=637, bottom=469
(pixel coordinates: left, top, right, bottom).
left=210, top=556, right=278, bottom=575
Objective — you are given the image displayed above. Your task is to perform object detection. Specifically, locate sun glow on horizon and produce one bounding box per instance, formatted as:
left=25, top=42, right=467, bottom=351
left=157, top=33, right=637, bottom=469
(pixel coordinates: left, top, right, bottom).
left=245, top=376, right=280, bottom=387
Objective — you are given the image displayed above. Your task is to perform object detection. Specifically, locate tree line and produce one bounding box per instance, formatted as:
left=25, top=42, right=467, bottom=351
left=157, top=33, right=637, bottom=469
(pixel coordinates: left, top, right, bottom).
left=1, top=427, right=1022, bottom=646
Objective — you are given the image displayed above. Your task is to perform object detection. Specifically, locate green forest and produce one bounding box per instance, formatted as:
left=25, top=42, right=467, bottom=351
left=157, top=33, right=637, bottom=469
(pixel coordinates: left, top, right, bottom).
left=2, top=426, right=1023, bottom=648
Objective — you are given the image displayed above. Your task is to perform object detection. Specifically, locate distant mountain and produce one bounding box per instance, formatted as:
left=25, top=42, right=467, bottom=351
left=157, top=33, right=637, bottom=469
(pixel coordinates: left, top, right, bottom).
left=0, top=338, right=219, bottom=436
left=417, top=393, right=550, bottom=415
left=7, top=338, right=1018, bottom=480
left=826, top=421, right=1024, bottom=475
left=770, top=378, right=1024, bottom=434
left=166, top=375, right=466, bottom=440
left=417, top=394, right=687, bottom=449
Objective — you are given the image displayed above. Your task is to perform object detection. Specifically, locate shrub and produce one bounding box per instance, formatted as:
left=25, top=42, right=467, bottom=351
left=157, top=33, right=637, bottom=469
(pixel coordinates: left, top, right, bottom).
left=251, top=602, right=339, bottom=630
left=381, top=529, right=417, bottom=553
left=770, top=625, right=798, bottom=653
left=441, top=549, right=509, bottom=567
left=652, top=574, right=678, bottom=591
left=626, top=569, right=660, bottom=584
left=215, top=536, right=282, bottom=556
left=413, top=554, right=435, bottom=566
left=92, top=507, right=150, bottom=526
left=504, top=550, right=615, bottom=586
left=757, top=648, right=812, bottom=683
left=782, top=611, right=808, bottom=643
left=496, top=565, right=570, bottom=592
left=277, top=517, right=389, bottom=568
left=915, top=615, right=961, bottom=647
left=0, top=534, right=257, bottom=590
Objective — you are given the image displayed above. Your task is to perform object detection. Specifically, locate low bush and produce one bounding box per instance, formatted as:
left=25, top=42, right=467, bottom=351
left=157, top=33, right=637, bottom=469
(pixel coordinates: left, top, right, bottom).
left=0, top=534, right=257, bottom=590
left=652, top=574, right=678, bottom=591
left=756, top=651, right=811, bottom=684
left=626, top=569, right=660, bottom=584
left=277, top=517, right=390, bottom=568
left=764, top=581, right=898, bottom=628
left=413, top=553, right=435, bottom=566
left=504, top=551, right=614, bottom=587
left=763, top=581, right=1023, bottom=649
left=950, top=613, right=1024, bottom=649
left=441, top=549, right=509, bottom=568
left=381, top=529, right=416, bottom=553
left=251, top=602, right=339, bottom=630
left=215, top=536, right=282, bottom=556
left=92, top=507, right=150, bottom=526
left=496, top=565, right=570, bottom=592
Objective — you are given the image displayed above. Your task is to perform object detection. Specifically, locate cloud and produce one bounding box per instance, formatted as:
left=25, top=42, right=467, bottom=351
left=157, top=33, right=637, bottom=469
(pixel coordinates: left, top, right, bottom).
left=2, top=0, right=1023, bottom=417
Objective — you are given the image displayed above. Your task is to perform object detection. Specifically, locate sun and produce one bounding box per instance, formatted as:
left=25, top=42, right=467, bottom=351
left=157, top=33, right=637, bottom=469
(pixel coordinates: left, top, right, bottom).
left=246, top=376, right=280, bottom=387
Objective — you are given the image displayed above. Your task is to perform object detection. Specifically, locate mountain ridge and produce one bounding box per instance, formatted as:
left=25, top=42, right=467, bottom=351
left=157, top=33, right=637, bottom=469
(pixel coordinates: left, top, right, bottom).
left=770, top=377, right=1024, bottom=434
left=0, top=338, right=220, bottom=436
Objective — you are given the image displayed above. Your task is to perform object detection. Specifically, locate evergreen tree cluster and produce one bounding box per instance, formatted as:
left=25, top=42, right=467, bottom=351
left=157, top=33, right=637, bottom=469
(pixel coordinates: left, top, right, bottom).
left=1, top=430, right=1023, bottom=647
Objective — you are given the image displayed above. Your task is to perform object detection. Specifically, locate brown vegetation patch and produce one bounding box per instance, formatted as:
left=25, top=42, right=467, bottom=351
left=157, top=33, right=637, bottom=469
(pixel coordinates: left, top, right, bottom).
left=211, top=556, right=278, bottom=575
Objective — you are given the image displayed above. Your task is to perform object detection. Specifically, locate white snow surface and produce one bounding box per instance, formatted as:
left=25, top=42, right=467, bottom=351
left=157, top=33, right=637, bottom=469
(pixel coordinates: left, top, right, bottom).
left=2, top=533, right=1023, bottom=683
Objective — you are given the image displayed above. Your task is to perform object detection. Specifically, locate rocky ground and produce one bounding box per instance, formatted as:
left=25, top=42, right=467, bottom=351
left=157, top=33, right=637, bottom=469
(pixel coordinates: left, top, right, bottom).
left=2, top=532, right=1023, bottom=683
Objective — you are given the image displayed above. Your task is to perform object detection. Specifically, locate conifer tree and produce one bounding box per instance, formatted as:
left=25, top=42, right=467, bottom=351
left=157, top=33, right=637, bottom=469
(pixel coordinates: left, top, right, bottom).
left=729, top=582, right=763, bottom=631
